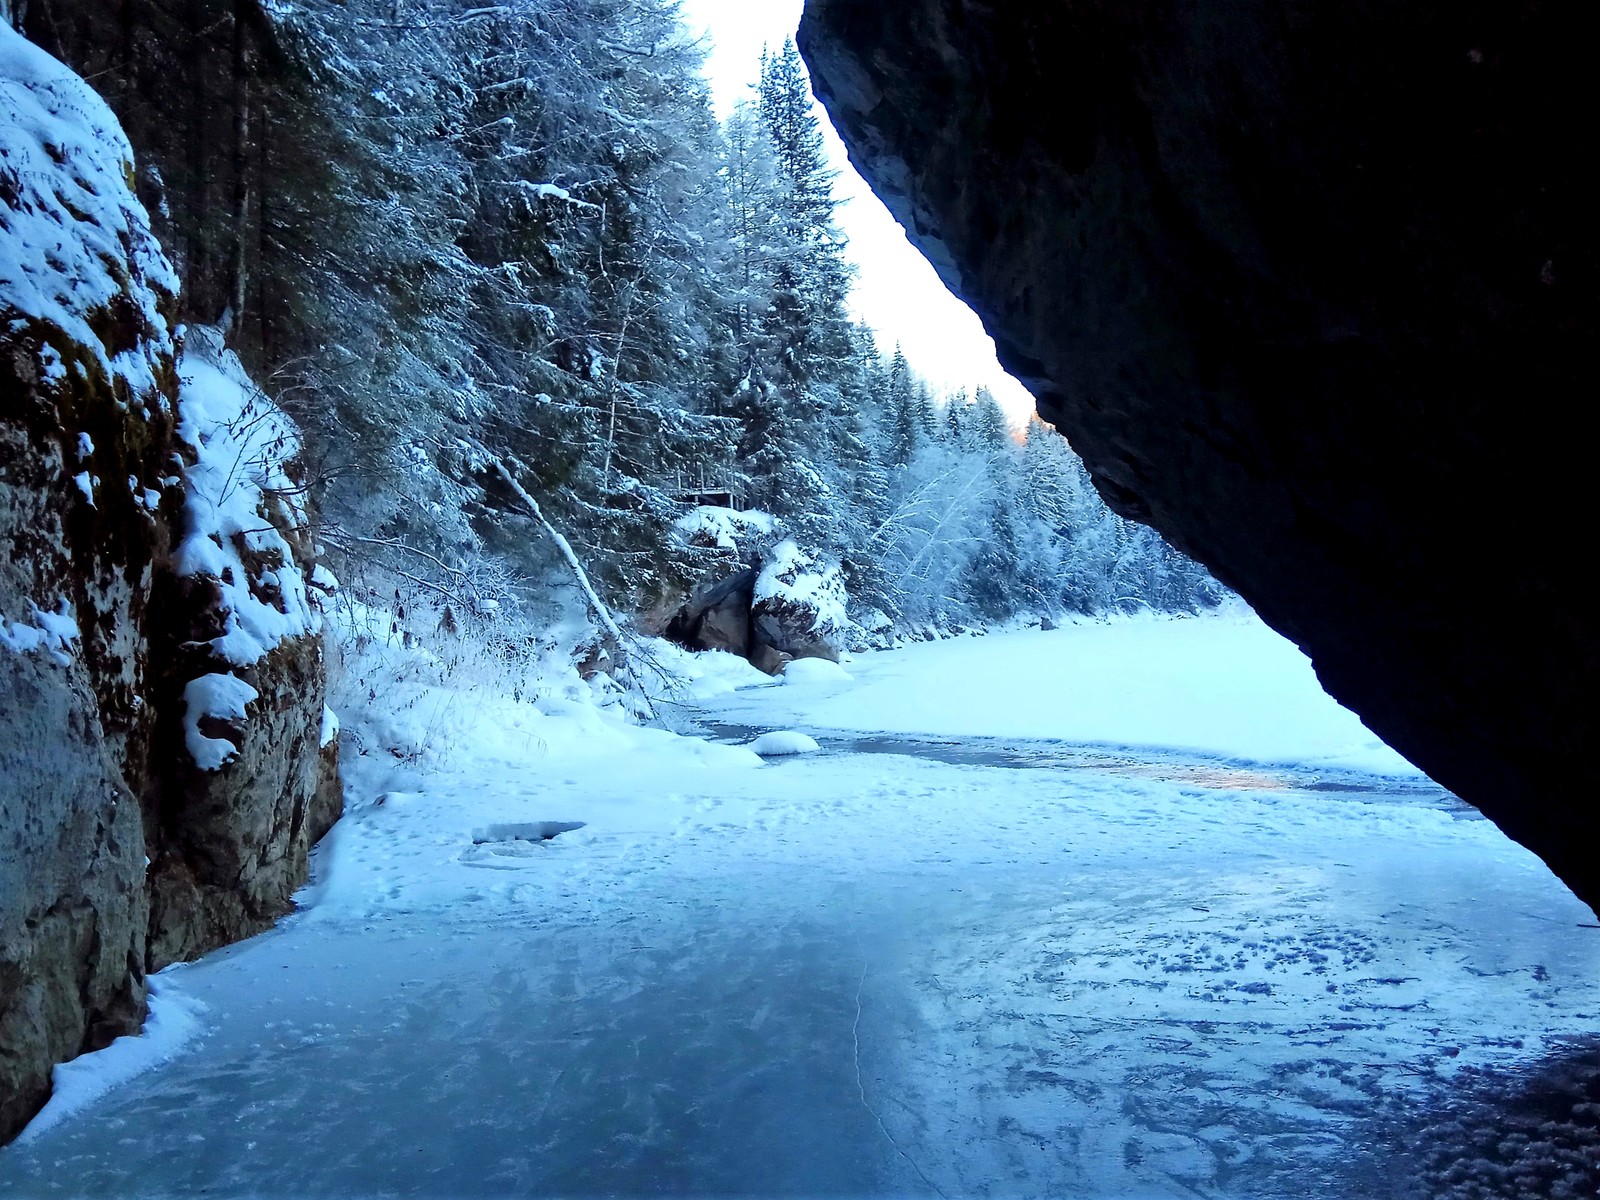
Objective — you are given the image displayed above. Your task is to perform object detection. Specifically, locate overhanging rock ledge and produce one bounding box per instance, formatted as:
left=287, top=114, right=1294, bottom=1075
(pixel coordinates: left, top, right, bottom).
left=799, top=0, right=1597, bottom=910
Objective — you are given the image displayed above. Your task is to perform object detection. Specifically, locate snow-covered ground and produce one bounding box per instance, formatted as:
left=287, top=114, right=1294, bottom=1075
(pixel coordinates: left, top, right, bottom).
left=708, top=606, right=1420, bottom=778
left=4, top=612, right=1598, bottom=1199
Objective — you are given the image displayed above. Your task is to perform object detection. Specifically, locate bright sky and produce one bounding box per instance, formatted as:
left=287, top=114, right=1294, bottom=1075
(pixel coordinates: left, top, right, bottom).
left=677, top=0, right=1038, bottom=426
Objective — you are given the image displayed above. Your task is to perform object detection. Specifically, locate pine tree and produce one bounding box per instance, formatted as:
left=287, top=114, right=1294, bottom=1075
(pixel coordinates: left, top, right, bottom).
left=33, top=0, right=1225, bottom=648
left=883, top=345, right=922, bottom=468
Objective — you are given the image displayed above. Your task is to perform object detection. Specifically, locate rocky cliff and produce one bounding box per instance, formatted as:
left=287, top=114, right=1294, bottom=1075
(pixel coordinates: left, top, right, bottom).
left=799, top=1, right=1598, bottom=912
left=1, top=27, right=338, bottom=1142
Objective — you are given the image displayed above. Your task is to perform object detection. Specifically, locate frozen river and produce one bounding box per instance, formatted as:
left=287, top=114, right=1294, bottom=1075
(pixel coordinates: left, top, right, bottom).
left=4, top=619, right=1599, bottom=1198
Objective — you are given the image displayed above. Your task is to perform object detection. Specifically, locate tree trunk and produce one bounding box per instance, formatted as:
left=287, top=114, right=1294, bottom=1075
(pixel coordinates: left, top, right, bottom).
left=225, top=0, right=252, bottom=342
left=183, top=0, right=210, bottom=313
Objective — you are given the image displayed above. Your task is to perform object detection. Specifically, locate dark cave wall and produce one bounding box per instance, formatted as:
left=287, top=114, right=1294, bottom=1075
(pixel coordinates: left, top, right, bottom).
left=798, top=2, right=1598, bottom=909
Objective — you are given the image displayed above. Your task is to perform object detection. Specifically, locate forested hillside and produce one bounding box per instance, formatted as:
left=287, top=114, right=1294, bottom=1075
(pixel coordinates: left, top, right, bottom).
left=15, top=0, right=1218, bottom=666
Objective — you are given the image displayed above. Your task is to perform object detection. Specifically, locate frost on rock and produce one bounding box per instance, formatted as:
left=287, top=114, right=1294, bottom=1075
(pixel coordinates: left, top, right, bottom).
left=0, top=600, right=79, bottom=666
left=0, top=24, right=178, bottom=405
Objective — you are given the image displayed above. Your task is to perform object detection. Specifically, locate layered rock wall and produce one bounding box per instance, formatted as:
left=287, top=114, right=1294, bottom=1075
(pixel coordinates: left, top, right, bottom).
left=1, top=28, right=338, bottom=1141
left=799, top=1, right=1598, bottom=912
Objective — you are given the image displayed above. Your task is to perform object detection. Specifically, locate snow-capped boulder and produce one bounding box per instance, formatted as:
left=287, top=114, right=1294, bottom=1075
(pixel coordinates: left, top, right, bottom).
left=781, top=656, right=853, bottom=688
left=747, top=730, right=822, bottom=757
left=750, top=540, right=850, bottom=667
left=664, top=539, right=855, bottom=675
left=647, top=505, right=777, bottom=644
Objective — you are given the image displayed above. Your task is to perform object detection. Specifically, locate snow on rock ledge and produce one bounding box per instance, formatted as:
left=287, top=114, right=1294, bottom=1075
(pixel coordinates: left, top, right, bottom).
left=747, top=730, right=822, bottom=757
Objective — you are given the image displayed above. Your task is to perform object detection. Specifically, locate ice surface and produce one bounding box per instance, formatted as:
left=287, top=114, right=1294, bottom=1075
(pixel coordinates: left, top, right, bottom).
left=470, top=821, right=586, bottom=844
left=6, top=615, right=1597, bottom=1198
left=12, top=976, right=206, bottom=1146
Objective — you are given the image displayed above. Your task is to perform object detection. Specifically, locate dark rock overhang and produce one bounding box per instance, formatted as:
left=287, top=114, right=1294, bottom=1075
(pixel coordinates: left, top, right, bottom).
left=799, top=0, right=1598, bottom=912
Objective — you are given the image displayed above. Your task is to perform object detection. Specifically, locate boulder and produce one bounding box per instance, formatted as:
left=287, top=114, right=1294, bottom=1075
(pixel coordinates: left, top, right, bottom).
left=750, top=541, right=847, bottom=665
left=666, top=544, right=855, bottom=676
left=800, top=0, right=1600, bottom=912
left=667, top=568, right=758, bottom=660
left=749, top=643, right=793, bottom=678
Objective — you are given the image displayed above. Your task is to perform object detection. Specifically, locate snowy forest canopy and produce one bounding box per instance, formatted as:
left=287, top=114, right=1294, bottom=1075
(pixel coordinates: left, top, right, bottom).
left=39, top=0, right=1221, bottom=654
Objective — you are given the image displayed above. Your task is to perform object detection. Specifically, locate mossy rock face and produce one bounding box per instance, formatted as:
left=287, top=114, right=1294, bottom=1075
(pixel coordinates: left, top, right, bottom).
left=146, top=630, right=335, bottom=971
left=2, top=29, right=337, bottom=1142
left=0, top=33, right=181, bottom=1139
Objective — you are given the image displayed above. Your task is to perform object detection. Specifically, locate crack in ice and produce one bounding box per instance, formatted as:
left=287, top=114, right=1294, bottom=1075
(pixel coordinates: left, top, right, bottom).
left=852, top=963, right=948, bottom=1199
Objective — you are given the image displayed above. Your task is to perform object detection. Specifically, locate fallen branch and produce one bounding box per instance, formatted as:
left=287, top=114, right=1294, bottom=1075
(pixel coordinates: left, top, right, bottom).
left=491, top=459, right=623, bottom=646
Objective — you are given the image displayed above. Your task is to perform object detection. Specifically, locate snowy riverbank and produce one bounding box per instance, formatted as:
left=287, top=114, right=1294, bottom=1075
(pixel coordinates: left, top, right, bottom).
left=6, top=611, right=1597, bottom=1199
left=701, top=606, right=1420, bottom=778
